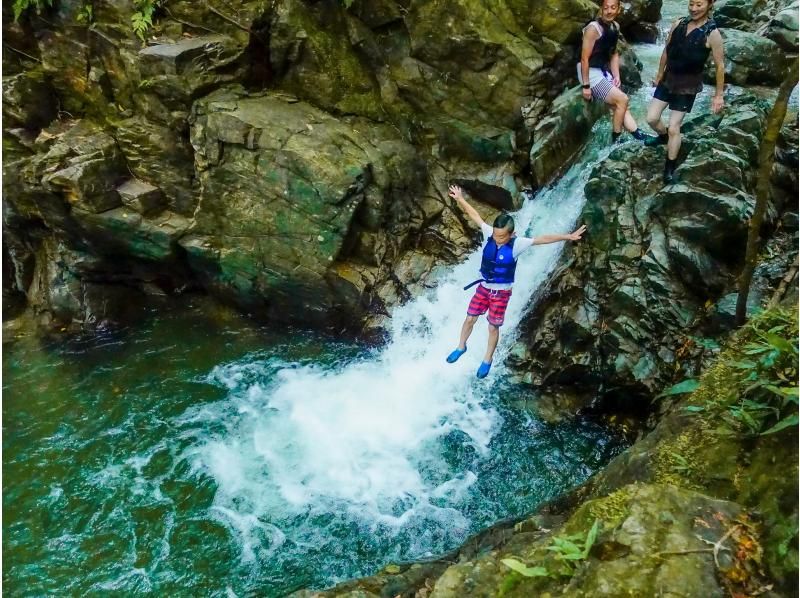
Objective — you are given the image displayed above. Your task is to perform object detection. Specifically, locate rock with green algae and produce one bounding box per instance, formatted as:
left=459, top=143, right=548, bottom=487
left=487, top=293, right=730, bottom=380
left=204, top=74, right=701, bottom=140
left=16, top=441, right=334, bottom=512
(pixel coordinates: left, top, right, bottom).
left=586, top=307, right=799, bottom=592
left=269, top=0, right=384, bottom=120
left=528, top=84, right=606, bottom=188
left=2, top=69, right=58, bottom=130
left=408, top=484, right=746, bottom=598
left=111, top=116, right=197, bottom=216
left=138, top=34, right=247, bottom=116
left=186, top=86, right=427, bottom=327
left=34, top=120, right=127, bottom=214
left=23, top=236, right=154, bottom=332
left=72, top=207, right=191, bottom=262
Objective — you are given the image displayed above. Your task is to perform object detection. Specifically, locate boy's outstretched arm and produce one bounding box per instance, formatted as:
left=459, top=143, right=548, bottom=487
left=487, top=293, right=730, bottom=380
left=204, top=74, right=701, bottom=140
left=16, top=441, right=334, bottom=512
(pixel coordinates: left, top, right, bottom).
left=448, top=185, right=485, bottom=228
left=532, top=224, right=587, bottom=245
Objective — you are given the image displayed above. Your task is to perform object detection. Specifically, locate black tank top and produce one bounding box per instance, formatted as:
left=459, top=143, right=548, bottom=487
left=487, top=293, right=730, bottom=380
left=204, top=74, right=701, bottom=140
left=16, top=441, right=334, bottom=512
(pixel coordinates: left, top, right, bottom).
left=586, top=19, right=619, bottom=70
left=664, top=17, right=717, bottom=93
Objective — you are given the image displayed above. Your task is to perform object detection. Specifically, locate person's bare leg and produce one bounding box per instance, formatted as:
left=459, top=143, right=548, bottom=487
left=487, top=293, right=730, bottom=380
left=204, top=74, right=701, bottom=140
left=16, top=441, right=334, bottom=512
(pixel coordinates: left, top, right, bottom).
left=458, top=316, right=478, bottom=350
left=623, top=109, right=638, bottom=133
left=667, top=109, right=687, bottom=160
left=605, top=87, right=629, bottom=134
left=483, top=324, right=500, bottom=363
left=646, top=98, right=669, bottom=135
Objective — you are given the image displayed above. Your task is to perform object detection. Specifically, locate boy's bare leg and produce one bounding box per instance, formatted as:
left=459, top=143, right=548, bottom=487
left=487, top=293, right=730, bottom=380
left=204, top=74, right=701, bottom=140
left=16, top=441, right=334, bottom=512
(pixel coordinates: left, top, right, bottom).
left=458, top=316, right=478, bottom=350
left=483, top=324, right=500, bottom=363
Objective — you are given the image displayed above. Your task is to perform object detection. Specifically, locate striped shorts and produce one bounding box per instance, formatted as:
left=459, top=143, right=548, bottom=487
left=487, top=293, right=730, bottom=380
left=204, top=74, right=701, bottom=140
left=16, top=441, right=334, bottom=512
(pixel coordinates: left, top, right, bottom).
left=576, top=64, right=615, bottom=102
left=467, top=284, right=512, bottom=327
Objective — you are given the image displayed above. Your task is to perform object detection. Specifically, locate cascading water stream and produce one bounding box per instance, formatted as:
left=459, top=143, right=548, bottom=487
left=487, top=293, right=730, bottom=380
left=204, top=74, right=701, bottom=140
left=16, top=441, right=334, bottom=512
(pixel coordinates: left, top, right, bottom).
left=175, top=140, right=612, bottom=584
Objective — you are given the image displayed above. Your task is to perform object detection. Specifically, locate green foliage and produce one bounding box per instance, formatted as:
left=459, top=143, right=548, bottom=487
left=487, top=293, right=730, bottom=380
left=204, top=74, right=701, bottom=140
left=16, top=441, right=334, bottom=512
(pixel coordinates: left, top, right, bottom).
left=14, top=0, right=157, bottom=38
left=77, top=2, right=94, bottom=24
left=12, top=0, right=54, bottom=21
left=341, top=0, right=356, bottom=7
left=132, top=0, right=161, bottom=41
left=546, top=519, right=601, bottom=576
left=720, top=311, right=798, bottom=436
left=500, top=558, right=548, bottom=578
left=682, top=308, right=799, bottom=437
left=500, top=520, right=600, bottom=586
left=656, top=378, right=701, bottom=399
left=668, top=451, right=692, bottom=473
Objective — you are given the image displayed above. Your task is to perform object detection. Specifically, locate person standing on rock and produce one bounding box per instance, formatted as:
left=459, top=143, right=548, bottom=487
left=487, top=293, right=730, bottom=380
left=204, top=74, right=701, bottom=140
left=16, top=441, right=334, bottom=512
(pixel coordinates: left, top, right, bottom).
left=445, top=185, right=586, bottom=379
left=578, top=0, right=652, bottom=144
left=645, top=0, right=725, bottom=184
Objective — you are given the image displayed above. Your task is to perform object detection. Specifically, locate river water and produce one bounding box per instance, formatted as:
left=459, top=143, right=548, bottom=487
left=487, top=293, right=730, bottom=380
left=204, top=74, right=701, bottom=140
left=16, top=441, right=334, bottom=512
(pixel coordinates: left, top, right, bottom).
left=4, top=2, right=725, bottom=596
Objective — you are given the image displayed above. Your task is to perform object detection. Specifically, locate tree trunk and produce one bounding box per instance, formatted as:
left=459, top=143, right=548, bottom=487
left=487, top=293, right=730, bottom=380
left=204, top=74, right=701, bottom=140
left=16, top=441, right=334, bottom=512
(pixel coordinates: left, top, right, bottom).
left=735, top=61, right=799, bottom=325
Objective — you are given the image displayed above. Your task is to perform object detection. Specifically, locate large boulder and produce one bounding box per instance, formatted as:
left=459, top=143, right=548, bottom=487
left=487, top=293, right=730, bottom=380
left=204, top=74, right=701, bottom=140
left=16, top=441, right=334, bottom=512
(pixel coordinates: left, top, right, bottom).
left=111, top=116, right=197, bottom=215
left=23, top=236, right=157, bottom=331
left=762, top=0, right=800, bottom=50
left=528, top=85, right=605, bottom=187
left=186, top=87, right=426, bottom=327
left=34, top=120, right=127, bottom=214
left=616, top=0, right=663, bottom=42
left=705, top=28, right=789, bottom=87
left=2, top=69, right=58, bottom=131
left=136, top=34, right=248, bottom=127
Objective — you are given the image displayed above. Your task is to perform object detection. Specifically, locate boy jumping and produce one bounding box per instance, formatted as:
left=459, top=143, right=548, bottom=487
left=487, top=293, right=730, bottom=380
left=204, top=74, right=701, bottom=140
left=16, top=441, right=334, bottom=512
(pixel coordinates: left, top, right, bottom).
left=445, top=185, right=587, bottom=379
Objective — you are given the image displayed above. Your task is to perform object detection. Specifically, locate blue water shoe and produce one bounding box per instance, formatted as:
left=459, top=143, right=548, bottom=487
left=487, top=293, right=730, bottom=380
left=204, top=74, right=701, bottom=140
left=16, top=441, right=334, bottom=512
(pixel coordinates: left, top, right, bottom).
left=476, top=361, right=492, bottom=379
left=446, top=346, right=467, bottom=363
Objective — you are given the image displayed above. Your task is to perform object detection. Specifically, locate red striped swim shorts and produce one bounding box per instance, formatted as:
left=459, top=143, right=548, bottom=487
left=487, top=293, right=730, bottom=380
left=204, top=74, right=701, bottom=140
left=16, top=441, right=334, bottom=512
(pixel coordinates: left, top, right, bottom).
left=467, top=284, right=512, bottom=327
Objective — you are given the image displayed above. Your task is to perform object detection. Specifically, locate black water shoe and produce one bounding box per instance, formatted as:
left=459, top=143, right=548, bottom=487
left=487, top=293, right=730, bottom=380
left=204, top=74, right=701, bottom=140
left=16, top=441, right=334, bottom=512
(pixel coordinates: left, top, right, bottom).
left=646, top=133, right=669, bottom=147
left=611, top=131, right=622, bottom=144
left=631, top=128, right=654, bottom=142
left=663, top=158, right=677, bottom=185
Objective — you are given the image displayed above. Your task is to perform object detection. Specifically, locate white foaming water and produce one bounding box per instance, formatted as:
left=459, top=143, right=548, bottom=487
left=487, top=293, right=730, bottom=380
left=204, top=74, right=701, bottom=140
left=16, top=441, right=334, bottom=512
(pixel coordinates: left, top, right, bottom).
left=178, top=142, right=613, bottom=572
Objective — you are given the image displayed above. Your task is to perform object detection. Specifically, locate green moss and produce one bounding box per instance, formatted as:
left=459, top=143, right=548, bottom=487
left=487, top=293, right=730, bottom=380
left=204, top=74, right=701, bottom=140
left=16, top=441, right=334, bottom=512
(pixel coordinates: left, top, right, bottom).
left=651, top=426, right=712, bottom=490
left=585, top=488, right=634, bottom=530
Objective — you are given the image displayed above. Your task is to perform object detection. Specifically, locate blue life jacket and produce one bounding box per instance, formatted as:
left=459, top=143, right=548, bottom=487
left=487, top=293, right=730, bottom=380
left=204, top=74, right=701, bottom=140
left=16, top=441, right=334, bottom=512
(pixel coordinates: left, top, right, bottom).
left=480, top=237, right=517, bottom=284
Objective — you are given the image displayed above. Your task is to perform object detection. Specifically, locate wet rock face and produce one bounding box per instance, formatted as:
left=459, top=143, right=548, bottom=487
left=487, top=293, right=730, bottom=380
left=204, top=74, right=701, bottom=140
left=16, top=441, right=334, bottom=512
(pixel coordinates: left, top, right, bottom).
left=715, top=0, right=799, bottom=51
left=705, top=28, right=790, bottom=87
left=616, top=0, right=663, bottom=42
left=185, top=87, right=431, bottom=327
left=513, top=95, right=774, bottom=407
left=3, top=0, right=657, bottom=332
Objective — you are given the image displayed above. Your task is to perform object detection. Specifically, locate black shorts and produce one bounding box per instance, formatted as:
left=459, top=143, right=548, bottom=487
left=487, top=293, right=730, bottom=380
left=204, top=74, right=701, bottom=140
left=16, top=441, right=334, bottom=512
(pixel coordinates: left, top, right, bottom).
left=653, top=82, right=696, bottom=113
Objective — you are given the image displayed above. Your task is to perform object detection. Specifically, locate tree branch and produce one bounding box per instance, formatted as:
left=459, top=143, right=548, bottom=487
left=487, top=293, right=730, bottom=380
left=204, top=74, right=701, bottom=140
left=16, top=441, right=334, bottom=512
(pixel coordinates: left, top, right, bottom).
left=4, top=44, right=41, bottom=63
left=204, top=2, right=252, bottom=33
left=736, top=59, right=799, bottom=324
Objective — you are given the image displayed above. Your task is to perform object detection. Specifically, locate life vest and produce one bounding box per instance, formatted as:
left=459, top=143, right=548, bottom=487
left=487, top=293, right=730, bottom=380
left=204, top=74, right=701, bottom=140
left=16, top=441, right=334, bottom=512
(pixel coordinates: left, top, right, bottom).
left=479, top=237, right=517, bottom=284
left=666, top=17, right=716, bottom=76
left=584, top=18, right=619, bottom=71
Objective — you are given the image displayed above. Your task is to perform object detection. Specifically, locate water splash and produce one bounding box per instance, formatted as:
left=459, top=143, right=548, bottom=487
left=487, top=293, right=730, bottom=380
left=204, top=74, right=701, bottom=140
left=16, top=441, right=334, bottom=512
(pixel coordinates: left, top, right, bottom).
left=178, top=139, right=614, bottom=583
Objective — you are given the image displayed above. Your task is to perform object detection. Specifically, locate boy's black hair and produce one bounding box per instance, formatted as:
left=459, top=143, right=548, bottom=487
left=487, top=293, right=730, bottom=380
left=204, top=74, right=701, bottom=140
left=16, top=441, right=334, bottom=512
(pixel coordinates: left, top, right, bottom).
left=493, top=213, right=515, bottom=233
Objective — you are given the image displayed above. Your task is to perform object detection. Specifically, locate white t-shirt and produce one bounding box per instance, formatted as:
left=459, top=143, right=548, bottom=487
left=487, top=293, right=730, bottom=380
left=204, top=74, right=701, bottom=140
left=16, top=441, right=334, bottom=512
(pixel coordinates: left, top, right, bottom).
left=479, top=223, right=535, bottom=290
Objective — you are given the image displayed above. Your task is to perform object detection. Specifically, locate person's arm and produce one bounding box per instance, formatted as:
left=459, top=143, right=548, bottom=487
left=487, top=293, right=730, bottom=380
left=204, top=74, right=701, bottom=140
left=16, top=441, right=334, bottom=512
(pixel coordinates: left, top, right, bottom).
left=709, top=29, right=725, bottom=114
left=448, top=185, right=485, bottom=228
left=580, top=25, right=600, bottom=101
left=532, top=225, right=587, bottom=245
left=610, top=52, right=621, bottom=87
left=653, top=19, right=679, bottom=85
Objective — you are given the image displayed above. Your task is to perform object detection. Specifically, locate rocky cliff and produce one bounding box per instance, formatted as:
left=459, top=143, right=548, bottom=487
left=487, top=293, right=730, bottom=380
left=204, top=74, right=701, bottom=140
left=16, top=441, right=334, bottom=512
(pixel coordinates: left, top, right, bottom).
left=2, top=0, right=654, bottom=332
